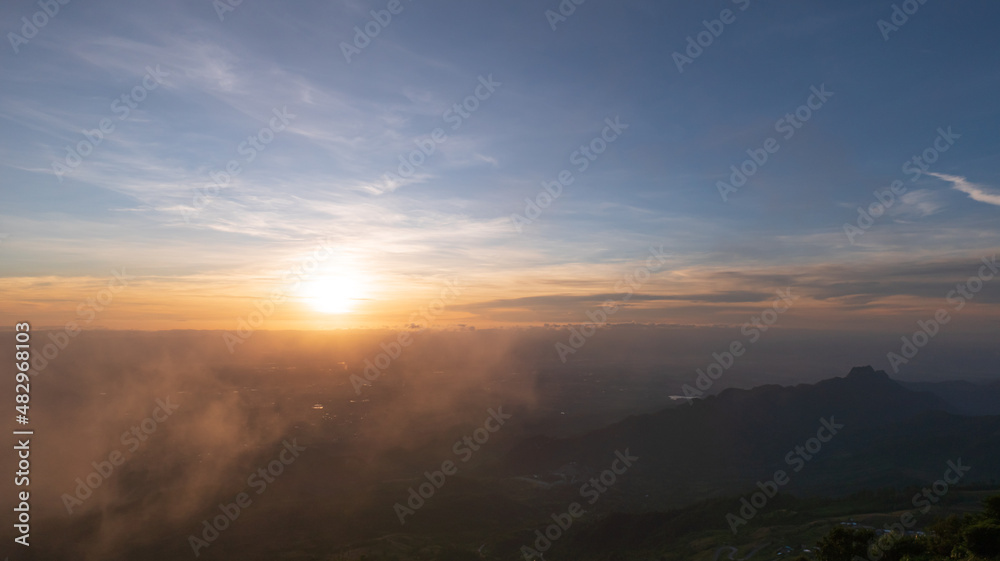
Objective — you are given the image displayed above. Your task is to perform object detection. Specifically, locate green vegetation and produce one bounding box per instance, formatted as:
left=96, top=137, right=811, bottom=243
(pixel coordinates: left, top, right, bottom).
left=521, top=486, right=997, bottom=561
left=815, top=495, right=1000, bottom=561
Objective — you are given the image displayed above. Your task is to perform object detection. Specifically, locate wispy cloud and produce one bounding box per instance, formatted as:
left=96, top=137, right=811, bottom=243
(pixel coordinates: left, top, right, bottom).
left=929, top=172, right=1000, bottom=207
left=896, top=189, right=945, bottom=218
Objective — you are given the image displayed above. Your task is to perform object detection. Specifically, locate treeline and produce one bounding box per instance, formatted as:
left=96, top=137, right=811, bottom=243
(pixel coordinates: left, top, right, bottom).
left=812, top=495, right=1000, bottom=561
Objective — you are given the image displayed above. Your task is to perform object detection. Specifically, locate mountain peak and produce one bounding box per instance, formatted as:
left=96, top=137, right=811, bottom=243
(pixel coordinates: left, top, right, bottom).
left=846, top=365, right=890, bottom=380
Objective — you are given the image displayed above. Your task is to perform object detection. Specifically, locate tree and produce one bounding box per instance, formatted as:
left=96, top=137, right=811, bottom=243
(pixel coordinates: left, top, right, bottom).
left=925, top=514, right=966, bottom=557
left=964, top=522, right=1000, bottom=560
left=984, top=495, right=1000, bottom=522
left=816, top=527, right=876, bottom=561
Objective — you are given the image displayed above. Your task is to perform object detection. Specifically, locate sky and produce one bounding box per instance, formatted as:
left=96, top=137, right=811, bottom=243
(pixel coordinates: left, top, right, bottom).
left=0, top=0, right=998, bottom=332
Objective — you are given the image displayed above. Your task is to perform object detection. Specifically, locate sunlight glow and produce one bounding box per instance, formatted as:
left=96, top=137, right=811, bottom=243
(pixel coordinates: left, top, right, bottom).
left=301, top=273, right=366, bottom=314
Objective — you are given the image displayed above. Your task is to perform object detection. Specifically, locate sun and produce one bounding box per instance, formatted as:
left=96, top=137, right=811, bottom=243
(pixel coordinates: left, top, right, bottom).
left=300, top=274, right=365, bottom=314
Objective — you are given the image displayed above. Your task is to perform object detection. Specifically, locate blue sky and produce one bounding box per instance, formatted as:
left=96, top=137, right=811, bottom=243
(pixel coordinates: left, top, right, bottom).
left=1, top=0, right=998, bottom=329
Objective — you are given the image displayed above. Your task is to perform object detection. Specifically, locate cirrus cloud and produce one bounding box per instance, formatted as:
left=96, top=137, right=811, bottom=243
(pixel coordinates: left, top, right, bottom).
left=929, top=172, right=1000, bottom=207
